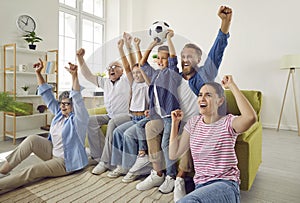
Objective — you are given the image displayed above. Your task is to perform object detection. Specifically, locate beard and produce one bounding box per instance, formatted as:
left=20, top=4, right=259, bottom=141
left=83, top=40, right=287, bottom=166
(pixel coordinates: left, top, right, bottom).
left=182, top=65, right=196, bottom=76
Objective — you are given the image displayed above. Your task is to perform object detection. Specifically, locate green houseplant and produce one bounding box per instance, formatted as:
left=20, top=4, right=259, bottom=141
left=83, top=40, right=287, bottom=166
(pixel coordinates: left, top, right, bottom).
left=21, top=85, right=30, bottom=95
left=23, top=31, right=43, bottom=50
left=0, top=92, right=31, bottom=115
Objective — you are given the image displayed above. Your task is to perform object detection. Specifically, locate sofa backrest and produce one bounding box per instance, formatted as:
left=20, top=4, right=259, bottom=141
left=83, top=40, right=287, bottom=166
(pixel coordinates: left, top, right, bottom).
left=224, top=90, right=263, bottom=121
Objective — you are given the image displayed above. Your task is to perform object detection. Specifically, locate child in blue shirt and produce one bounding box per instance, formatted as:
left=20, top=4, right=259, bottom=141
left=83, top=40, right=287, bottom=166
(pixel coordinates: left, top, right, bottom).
left=136, top=30, right=183, bottom=193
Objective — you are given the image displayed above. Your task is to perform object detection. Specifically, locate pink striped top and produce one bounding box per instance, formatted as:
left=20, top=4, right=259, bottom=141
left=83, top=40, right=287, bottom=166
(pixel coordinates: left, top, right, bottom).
left=184, top=114, right=240, bottom=185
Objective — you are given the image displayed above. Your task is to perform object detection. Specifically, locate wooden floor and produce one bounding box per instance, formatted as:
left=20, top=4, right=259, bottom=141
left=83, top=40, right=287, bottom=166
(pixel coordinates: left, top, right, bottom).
left=0, top=128, right=300, bottom=202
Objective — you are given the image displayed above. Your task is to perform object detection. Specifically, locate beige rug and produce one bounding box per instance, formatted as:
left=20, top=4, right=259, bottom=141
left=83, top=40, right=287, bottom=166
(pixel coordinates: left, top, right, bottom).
left=0, top=166, right=173, bottom=203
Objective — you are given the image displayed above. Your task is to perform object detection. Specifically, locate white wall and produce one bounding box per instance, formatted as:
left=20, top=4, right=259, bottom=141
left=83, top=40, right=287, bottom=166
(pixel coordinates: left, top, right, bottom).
left=118, top=0, right=300, bottom=131
left=0, top=0, right=59, bottom=137
left=0, top=0, right=58, bottom=50
left=1, top=0, right=299, bottom=135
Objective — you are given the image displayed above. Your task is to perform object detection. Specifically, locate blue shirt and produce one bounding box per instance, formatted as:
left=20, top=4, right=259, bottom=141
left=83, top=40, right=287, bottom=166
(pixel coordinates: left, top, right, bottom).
left=38, top=83, right=89, bottom=172
left=141, top=57, right=182, bottom=117
left=187, top=29, right=230, bottom=95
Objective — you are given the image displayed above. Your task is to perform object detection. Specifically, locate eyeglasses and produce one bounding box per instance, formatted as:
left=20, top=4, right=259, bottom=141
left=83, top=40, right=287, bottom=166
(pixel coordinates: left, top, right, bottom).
left=59, top=102, right=71, bottom=106
left=106, top=65, right=121, bottom=71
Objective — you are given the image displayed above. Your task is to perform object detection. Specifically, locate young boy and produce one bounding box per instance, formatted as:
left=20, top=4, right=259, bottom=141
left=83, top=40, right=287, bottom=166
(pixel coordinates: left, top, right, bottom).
left=135, top=30, right=183, bottom=193
left=143, top=6, right=233, bottom=201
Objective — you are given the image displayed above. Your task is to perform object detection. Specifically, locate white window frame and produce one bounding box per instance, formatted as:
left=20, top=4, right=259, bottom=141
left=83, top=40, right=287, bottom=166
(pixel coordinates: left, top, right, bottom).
left=59, top=0, right=106, bottom=95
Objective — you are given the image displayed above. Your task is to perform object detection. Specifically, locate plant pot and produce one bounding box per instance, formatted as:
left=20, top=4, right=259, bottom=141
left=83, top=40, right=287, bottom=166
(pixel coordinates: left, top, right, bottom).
left=29, top=44, right=36, bottom=50
left=37, top=105, right=47, bottom=113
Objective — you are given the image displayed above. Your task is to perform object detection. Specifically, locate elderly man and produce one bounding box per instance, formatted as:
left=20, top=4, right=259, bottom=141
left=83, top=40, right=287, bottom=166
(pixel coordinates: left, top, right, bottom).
left=77, top=49, right=131, bottom=174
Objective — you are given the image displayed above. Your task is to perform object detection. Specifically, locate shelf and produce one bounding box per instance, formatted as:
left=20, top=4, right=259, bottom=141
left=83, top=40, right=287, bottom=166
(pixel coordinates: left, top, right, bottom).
left=5, top=71, right=36, bottom=75
left=16, top=94, right=40, bottom=98
left=3, top=43, right=58, bottom=144
left=5, top=112, right=50, bottom=118
left=5, top=46, right=47, bottom=55
left=5, top=71, right=56, bottom=75
left=4, top=129, right=49, bottom=140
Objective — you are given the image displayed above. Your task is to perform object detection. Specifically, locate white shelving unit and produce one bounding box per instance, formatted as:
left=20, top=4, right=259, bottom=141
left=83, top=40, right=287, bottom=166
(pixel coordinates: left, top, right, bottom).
left=2, top=43, right=58, bottom=144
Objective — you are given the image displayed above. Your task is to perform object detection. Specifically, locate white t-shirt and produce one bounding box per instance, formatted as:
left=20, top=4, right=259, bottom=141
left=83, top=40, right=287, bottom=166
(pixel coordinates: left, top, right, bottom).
left=97, top=75, right=131, bottom=118
left=50, top=117, right=66, bottom=158
left=177, top=79, right=199, bottom=122
left=130, top=82, right=149, bottom=112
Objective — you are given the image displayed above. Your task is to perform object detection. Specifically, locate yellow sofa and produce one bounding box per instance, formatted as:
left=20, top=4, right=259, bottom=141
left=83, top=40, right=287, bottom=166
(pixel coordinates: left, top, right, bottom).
left=87, top=90, right=262, bottom=191
left=225, top=90, right=263, bottom=191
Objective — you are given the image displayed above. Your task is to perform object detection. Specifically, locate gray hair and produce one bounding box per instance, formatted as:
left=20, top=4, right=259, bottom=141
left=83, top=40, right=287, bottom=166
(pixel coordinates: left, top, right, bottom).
left=59, top=91, right=72, bottom=104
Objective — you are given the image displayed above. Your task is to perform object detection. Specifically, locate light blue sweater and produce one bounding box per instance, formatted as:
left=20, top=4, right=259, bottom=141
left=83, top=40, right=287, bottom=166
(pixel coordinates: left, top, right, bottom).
left=38, top=83, right=89, bottom=172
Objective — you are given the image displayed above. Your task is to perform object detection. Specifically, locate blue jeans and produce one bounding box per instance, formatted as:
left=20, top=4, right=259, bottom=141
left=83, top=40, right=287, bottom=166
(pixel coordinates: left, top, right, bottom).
left=111, top=115, right=145, bottom=169
left=135, top=117, right=151, bottom=150
left=161, top=117, right=177, bottom=177
left=177, top=179, right=240, bottom=203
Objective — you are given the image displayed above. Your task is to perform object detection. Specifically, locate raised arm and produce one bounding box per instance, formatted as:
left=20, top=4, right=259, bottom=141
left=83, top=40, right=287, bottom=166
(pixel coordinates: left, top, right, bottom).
left=134, top=37, right=142, bottom=62
left=222, top=75, right=257, bottom=133
left=199, top=6, right=232, bottom=82
left=118, top=38, right=133, bottom=84
left=139, top=39, right=159, bottom=66
left=133, top=37, right=150, bottom=84
left=123, top=32, right=136, bottom=69
left=166, top=29, right=176, bottom=58
left=169, top=109, right=190, bottom=160
left=34, top=58, right=58, bottom=114
left=76, top=48, right=98, bottom=86
left=33, top=58, right=46, bottom=85
left=65, top=62, right=80, bottom=91
left=218, top=6, right=232, bottom=34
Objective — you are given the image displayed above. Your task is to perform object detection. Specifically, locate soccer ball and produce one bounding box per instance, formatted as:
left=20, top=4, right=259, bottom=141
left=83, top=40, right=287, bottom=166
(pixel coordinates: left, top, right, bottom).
left=149, top=21, right=170, bottom=43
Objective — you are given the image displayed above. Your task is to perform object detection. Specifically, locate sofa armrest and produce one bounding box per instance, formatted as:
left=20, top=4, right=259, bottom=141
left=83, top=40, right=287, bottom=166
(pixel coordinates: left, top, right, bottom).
left=237, top=121, right=260, bottom=142
left=88, top=106, right=107, bottom=115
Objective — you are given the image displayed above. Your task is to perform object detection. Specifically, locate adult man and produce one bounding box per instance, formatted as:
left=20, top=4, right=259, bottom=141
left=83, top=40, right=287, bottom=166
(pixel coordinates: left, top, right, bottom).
left=77, top=49, right=131, bottom=174
left=136, top=5, right=233, bottom=202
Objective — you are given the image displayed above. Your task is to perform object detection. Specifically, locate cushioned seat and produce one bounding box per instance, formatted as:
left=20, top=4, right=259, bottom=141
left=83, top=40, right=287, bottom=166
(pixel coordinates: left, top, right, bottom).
left=87, top=90, right=263, bottom=191
left=225, top=90, right=263, bottom=191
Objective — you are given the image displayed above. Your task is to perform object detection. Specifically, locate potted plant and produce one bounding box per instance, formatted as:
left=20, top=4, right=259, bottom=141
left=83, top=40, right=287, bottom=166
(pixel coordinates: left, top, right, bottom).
left=0, top=92, right=31, bottom=115
left=21, top=85, right=30, bottom=95
left=23, top=31, right=43, bottom=50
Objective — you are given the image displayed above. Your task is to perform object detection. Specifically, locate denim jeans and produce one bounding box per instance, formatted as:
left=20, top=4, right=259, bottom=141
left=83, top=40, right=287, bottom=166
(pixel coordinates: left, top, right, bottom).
left=135, top=117, right=151, bottom=150
left=177, top=179, right=240, bottom=203
left=161, top=117, right=177, bottom=177
left=111, top=115, right=145, bottom=169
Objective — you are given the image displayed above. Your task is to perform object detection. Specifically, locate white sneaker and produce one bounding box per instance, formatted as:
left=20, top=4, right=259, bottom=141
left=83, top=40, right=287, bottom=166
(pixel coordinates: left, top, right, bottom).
left=0, top=173, right=10, bottom=179
left=136, top=170, right=165, bottom=191
left=122, top=172, right=138, bottom=183
left=129, top=154, right=151, bottom=174
left=174, top=177, right=186, bottom=202
left=158, top=175, right=175, bottom=194
left=107, top=166, right=127, bottom=178
left=92, top=162, right=107, bottom=175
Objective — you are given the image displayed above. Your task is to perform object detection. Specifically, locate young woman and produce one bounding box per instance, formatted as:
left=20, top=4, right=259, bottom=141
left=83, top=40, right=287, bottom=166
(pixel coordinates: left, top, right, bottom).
left=169, top=75, right=257, bottom=202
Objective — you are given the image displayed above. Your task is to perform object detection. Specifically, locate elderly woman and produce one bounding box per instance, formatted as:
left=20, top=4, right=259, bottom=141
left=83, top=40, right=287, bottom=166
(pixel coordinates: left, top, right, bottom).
left=0, top=59, right=89, bottom=195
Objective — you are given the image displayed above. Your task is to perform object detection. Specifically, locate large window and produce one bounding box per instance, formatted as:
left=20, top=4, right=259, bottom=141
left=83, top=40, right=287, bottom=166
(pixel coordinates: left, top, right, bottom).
left=59, top=0, right=104, bottom=94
